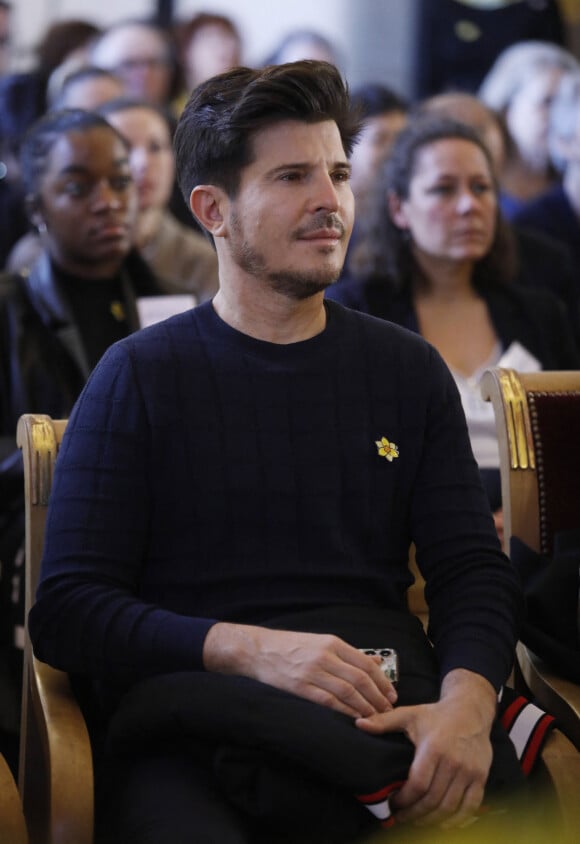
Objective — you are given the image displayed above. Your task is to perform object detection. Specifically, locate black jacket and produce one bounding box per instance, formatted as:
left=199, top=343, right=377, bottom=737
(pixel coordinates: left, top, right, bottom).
left=327, top=279, right=580, bottom=372
left=0, top=249, right=160, bottom=460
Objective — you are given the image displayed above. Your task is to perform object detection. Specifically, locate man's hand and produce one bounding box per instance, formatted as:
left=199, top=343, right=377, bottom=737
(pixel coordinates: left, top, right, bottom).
left=355, top=668, right=497, bottom=828
left=202, top=622, right=398, bottom=718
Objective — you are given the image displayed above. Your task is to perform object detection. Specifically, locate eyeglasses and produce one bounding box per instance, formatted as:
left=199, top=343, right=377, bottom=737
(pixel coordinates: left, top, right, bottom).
left=115, top=57, right=171, bottom=73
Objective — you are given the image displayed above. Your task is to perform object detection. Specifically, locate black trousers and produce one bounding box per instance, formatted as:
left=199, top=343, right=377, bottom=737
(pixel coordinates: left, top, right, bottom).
left=93, top=607, right=527, bottom=843
left=96, top=745, right=378, bottom=844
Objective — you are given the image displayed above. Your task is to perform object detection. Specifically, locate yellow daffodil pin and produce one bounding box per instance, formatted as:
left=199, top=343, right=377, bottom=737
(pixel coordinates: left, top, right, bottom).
left=375, top=436, right=399, bottom=462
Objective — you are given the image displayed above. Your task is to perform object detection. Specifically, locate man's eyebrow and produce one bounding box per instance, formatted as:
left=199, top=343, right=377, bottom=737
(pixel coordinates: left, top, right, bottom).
left=265, top=160, right=352, bottom=177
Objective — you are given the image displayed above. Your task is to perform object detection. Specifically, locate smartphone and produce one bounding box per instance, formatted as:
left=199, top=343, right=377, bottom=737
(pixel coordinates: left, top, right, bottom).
left=360, top=647, right=399, bottom=684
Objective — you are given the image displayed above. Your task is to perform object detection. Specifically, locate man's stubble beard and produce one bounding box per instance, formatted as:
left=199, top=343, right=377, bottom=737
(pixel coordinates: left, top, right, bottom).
left=230, top=211, right=345, bottom=301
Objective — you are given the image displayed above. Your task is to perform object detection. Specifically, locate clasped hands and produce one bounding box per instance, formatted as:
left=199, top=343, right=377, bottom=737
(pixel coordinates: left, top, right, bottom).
left=203, top=623, right=496, bottom=829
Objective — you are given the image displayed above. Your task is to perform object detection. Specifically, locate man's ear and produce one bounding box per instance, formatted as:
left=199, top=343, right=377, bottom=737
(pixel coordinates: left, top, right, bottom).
left=387, top=190, right=409, bottom=230
left=190, top=185, right=228, bottom=238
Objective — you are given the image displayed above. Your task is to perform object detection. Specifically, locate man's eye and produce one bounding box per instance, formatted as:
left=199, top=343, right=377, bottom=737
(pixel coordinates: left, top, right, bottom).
left=280, top=172, right=301, bottom=182
left=332, top=170, right=350, bottom=183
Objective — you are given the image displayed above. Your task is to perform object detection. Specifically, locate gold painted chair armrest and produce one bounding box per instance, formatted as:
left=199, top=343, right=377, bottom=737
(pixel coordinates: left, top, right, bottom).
left=32, top=657, right=94, bottom=844
left=0, top=753, right=27, bottom=844
left=516, top=642, right=580, bottom=749
left=536, top=728, right=580, bottom=843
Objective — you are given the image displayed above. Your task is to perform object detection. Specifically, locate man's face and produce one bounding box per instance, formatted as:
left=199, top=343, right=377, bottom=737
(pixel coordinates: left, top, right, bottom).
left=223, top=119, right=354, bottom=300
left=36, top=126, right=137, bottom=277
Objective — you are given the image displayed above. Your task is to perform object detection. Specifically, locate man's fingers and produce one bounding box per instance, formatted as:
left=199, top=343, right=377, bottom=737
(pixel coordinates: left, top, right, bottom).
left=389, top=745, right=438, bottom=815
left=356, top=706, right=488, bottom=827
left=338, top=643, right=398, bottom=701
left=233, top=628, right=399, bottom=718
left=303, top=684, right=366, bottom=719
left=304, top=659, right=395, bottom=717
left=393, top=753, right=486, bottom=826
left=399, top=767, right=467, bottom=825
left=439, top=781, right=485, bottom=829
left=355, top=703, right=412, bottom=734
left=320, top=644, right=397, bottom=715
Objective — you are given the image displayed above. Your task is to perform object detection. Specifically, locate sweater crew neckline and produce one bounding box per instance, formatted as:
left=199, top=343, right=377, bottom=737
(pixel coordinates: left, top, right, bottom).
left=194, top=299, right=340, bottom=361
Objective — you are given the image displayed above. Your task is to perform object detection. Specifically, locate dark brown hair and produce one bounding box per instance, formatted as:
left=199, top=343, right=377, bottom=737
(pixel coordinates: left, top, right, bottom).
left=174, top=59, right=361, bottom=204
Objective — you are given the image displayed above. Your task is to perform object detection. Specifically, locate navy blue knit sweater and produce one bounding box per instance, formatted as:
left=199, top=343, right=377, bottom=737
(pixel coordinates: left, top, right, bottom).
left=29, top=300, right=521, bottom=704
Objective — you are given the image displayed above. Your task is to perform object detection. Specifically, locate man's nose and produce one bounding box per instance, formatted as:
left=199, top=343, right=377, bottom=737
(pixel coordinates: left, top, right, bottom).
left=312, top=171, right=340, bottom=212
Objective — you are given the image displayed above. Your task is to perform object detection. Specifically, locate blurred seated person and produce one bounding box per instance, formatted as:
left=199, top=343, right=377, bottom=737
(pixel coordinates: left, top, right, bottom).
left=343, top=82, right=409, bottom=276
left=4, top=63, right=125, bottom=273
left=0, top=107, right=170, bottom=773
left=90, top=19, right=181, bottom=110
left=414, top=0, right=566, bottom=98
left=0, top=108, right=168, bottom=429
left=35, top=18, right=101, bottom=80
left=0, top=18, right=102, bottom=134
left=416, top=91, right=508, bottom=179
left=479, top=40, right=579, bottom=218
left=173, top=11, right=242, bottom=108
left=512, top=70, right=580, bottom=274
left=327, top=116, right=580, bottom=540
left=7, top=98, right=219, bottom=302
left=48, top=65, right=125, bottom=110
left=416, top=90, right=580, bottom=333
left=262, top=28, right=342, bottom=68
left=0, top=19, right=103, bottom=262
left=99, top=97, right=218, bottom=301
left=350, top=82, right=409, bottom=216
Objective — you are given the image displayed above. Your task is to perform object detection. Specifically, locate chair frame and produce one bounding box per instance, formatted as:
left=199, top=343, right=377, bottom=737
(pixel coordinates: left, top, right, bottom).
left=0, top=751, right=27, bottom=844
left=17, top=414, right=93, bottom=844
left=16, top=410, right=580, bottom=841
left=481, top=367, right=580, bottom=744
left=480, top=368, right=580, bottom=554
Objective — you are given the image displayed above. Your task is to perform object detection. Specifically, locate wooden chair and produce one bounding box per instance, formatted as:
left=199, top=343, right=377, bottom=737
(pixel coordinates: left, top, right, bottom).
left=17, top=414, right=93, bottom=844
left=17, top=412, right=580, bottom=842
left=481, top=367, right=580, bottom=753
left=0, top=752, right=28, bottom=844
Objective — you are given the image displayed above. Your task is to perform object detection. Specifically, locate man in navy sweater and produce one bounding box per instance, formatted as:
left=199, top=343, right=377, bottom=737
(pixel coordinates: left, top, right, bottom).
left=29, top=61, right=524, bottom=842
